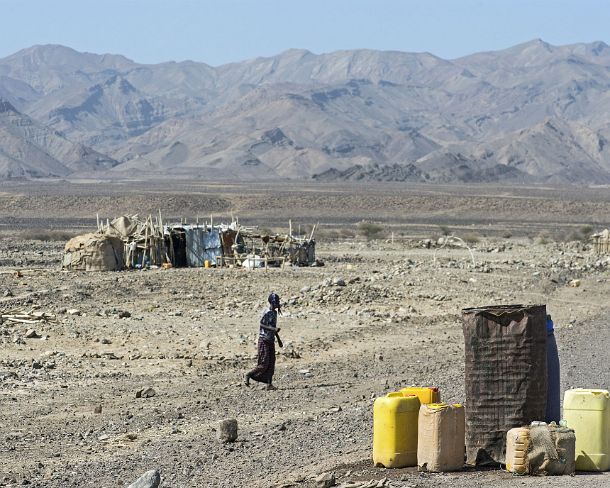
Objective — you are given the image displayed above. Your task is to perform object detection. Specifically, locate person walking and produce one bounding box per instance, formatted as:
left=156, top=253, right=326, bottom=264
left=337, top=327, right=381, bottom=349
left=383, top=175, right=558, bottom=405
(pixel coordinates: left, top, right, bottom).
left=245, top=293, right=283, bottom=390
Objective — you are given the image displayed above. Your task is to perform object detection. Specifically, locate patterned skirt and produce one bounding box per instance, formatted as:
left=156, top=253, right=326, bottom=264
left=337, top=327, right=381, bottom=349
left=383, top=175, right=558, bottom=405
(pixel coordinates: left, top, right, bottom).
left=248, top=338, right=276, bottom=384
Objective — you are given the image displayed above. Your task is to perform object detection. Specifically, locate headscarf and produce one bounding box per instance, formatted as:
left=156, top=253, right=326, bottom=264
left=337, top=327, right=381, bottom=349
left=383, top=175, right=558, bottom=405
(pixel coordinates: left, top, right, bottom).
left=268, top=292, right=281, bottom=313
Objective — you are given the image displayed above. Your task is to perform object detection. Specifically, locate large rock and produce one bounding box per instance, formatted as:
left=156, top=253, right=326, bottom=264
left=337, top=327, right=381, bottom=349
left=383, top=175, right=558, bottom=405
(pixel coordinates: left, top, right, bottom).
left=315, top=471, right=336, bottom=488
left=217, top=418, right=238, bottom=443
left=136, top=387, right=156, bottom=399
left=127, top=469, right=160, bottom=488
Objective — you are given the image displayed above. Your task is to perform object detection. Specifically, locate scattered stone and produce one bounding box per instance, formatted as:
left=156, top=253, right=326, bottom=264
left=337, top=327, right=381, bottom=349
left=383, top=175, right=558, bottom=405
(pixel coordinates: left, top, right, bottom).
left=300, top=286, right=311, bottom=293
left=136, top=387, right=156, bottom=399
left=25, top=329, right=41, bottom=339
left=97, top=434, right=109, bottom=441
left=216, top=418, right=238, bottom=443
left=67, top=309, right=81, bottom=316
left=100, top=338, right=112, bottom=344
left=31, top=361, right=43, bottom=370
left=127, top=469, right=161, bottom=488
left=118, top=310, right=131, bottom=318
left=0, top=371, right=17, bottom=380
left=315, top=471, right=336, bottom=488
left=93, top=405, right=102, bottom=414
left=569, top=279, right=581, bottom=287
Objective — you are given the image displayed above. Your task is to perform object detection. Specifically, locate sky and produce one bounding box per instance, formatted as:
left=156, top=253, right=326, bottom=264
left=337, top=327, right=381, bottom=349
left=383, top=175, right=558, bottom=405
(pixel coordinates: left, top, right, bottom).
left=2, top=0, right=610, bottom=65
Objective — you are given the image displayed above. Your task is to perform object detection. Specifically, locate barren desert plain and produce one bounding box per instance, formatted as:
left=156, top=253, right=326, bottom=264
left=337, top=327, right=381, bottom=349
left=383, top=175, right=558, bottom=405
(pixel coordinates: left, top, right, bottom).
left=0, top=180, right=609, bottom=487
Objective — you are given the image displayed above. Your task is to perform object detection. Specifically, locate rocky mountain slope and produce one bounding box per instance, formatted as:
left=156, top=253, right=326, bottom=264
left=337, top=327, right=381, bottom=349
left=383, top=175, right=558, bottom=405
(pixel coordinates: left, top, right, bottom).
left=1, top=40, right=610, bottom=183
left=0, top=98, right=117, bottom=178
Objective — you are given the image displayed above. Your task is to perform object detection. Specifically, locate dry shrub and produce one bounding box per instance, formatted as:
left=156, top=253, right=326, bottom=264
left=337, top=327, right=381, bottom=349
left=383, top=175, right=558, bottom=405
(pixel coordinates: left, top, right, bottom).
left=463, top=232, right=480, bottom=245
left=579, top=224, right=593, bottom=238
left=316, top=229, right=340, bottom=240
left=358, top=221, right=384, bottom=240
left=19, top=229, right=77, bottom=241
left=438, top=225, right=451, bottom=236
left=340, top=228, right=356, bottom=239
left=536, top=230, right=552, bottom=245
left=316, top=227, right=356, bottom=241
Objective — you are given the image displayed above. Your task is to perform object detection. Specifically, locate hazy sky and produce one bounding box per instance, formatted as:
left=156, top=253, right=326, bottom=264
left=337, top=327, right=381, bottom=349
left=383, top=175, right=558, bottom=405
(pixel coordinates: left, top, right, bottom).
left=2, top=0, right=609, bottom=65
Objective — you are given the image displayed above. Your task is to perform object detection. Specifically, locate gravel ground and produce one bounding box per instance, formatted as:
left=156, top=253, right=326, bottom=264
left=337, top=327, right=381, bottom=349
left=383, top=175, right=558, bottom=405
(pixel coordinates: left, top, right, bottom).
left=0, top=236, right=608, bottom=488
left=0, top=182, right=609, bottom=487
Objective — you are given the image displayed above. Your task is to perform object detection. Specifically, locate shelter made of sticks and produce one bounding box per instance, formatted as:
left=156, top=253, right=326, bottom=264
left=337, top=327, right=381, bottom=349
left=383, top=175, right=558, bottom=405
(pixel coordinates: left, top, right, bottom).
left=168, top=222, right=316, bottom=268
left=592, top=229, right=610, bottom=254
left=62, top=214, right=317, bottom=271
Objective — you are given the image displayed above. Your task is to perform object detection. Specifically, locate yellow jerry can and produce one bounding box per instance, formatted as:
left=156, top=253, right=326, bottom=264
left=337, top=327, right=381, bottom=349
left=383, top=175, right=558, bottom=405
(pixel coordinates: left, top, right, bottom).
left=563, top=389, right=610, bottom=471
left=373, top=392, right=420, bottom=468
left=400, top=386, right=441, bottom=405
left=506, top=427, right=530, bottom=475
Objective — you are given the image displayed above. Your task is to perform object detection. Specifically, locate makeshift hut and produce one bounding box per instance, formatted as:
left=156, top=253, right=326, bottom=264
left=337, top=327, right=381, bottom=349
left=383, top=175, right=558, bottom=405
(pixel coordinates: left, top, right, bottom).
left=212, top=228, right=316, bottom=268
left=592, top=229, right=610, bottom=254
left=64, top=213, right=317, bottom=271
left=102, top=214, right=167, bottom=268
left=165, top=224, right=241, bottom=267
left=285, top=238, right=316, bottom=266
left=62, top=233, right=124, bottom=271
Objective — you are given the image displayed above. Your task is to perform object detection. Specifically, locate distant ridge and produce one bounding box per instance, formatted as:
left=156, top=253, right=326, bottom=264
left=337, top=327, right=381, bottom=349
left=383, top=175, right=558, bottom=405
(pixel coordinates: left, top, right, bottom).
left=2, top=40, right=610, bottom=183
left=0, top=97, right=118, bottom=178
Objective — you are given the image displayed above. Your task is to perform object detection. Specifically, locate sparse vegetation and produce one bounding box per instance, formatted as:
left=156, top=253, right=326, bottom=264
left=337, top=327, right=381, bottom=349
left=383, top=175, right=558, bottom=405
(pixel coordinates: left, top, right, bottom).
left=313, top=227, right=356, bottom=241
left=358, top=221, right=384, bottom=240
left=579, top=224, right=594, bottom=239
left=438, top=225, right=451, bottom=236
left=19, top=229, right=77, bottom=241
left=562, top=225, right=596, bottom=242
left=536, top=230, right=552, bottom=245
left=339, top=228, right=356, bottom=239
left=463, top=232, right=480, bottom=245
left=565, top=231, right=582, bottom=243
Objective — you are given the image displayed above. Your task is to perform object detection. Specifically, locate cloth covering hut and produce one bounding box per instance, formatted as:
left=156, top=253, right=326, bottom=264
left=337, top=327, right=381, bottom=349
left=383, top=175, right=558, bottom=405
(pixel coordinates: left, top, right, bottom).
left=62, top=233, right=124, bottom=271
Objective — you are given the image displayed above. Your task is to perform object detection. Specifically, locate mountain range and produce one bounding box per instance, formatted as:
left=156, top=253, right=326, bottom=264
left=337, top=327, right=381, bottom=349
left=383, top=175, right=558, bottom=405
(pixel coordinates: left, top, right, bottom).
left=1, top=40, right=610, bottom=183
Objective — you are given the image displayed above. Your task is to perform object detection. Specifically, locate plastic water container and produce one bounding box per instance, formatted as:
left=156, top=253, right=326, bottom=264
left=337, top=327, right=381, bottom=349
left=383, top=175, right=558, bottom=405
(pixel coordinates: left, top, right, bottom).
left=563, top=389, right=610, bottom=471
left=506, top=427, right=530, bottom=475
left=400, top=386, right=440, bottom=405
left=506, top=424, right=576, bottom=475
left=549, top=424, right=576, bottom=475
left=373, top=392, right=420, bottom=468
left=417, top=403, right=465, bottom=472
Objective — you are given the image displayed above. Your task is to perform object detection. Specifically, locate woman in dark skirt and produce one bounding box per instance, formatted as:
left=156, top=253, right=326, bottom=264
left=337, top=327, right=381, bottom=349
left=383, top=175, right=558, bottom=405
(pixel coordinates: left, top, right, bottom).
left=245, top=293, right=283, bottom=390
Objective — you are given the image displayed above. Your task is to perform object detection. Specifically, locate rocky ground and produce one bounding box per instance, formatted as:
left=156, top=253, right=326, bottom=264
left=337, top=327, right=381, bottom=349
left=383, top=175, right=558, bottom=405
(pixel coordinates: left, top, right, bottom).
left=0, top=182, right=609, bottom=487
